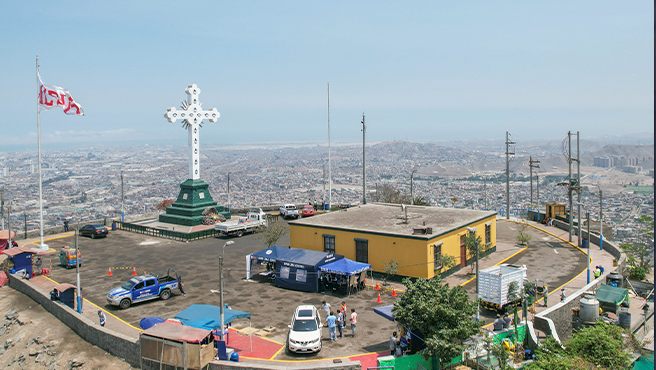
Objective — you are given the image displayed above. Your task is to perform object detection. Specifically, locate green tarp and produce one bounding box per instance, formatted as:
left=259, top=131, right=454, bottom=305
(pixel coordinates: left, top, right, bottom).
left=595, top=284, right=629, bottom=306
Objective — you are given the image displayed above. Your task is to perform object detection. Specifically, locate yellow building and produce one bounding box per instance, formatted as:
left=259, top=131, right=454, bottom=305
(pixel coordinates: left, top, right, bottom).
left=289, top=203, right=497, bottom=279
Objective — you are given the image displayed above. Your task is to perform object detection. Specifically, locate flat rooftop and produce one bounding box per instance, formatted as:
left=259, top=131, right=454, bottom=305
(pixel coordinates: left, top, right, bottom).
left=289, top=203, right=496, bottom=239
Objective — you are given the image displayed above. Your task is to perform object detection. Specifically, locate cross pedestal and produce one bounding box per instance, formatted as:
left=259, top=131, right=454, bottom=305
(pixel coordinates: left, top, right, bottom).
left=158, top=84, right=230, bottom=226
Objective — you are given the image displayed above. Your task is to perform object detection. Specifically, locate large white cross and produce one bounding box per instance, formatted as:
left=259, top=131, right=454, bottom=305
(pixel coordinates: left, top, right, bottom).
left=164, top=84, right=219, bottom=180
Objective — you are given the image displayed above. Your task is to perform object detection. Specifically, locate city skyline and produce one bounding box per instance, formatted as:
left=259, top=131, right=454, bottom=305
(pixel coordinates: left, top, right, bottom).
left=1, top=1, right=653, bottom=151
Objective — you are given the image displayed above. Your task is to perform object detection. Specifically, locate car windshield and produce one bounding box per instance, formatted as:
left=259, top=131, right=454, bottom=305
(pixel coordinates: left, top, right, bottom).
left=292, top=319, right=317, bottom=331
left=121, top=279, right=138, bottom=290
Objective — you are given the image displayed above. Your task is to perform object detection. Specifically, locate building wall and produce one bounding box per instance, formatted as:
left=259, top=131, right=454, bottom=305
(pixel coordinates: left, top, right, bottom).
left=290, top=215, right=496, bottom=279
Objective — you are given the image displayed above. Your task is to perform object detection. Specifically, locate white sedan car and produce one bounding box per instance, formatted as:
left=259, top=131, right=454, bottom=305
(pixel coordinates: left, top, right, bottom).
left=287, top=305, right=323, bottom=353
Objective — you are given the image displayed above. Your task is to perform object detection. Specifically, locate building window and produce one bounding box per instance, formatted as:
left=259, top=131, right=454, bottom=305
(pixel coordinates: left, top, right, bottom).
left=355, top=239, right=368, bottom=263
left=485, top=223, right=491, bottom=244
left=323, top=235, right=335, bottom=253
left=433, top=243, right=443, bottom=271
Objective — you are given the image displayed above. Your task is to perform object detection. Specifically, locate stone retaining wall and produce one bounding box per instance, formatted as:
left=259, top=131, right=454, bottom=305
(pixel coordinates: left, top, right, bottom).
left=7, top=274, right=141, bottom=367
left=207, top=360, right=361, bottom=370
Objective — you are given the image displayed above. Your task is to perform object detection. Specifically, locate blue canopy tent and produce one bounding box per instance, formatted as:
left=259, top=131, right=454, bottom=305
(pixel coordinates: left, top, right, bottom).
left=319, top=258, right=371, bottom=295
left=374, top=305, right=395, bottom=321
left=175, top=304, right=252, bottom=351
left=140, top=316, right=165, bottom=330
left=246, top=245, right=292, bottom=280
left=274, top=249, right=343, bottom=293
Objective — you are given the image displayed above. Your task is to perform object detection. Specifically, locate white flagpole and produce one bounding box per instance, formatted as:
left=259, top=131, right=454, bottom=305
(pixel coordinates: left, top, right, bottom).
left=36, top=55, right=47, bottom=250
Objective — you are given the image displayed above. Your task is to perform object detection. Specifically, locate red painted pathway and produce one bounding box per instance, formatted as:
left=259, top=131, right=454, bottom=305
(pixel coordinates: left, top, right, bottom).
left=223, top=328, right=284, bottom=360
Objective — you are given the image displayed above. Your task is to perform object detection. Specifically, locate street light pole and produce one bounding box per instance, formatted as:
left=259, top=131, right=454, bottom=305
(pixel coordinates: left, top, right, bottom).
left=361, top=113, right=366, bottom=205
left=586, top=211, right=590, bottom=284
left=219, top=240, right=234, bottom=342
left=410, top=170, right=417, bottom=205
left=121, top=171, right=125, bottom=223
left=505, top=132, right=515, bottom=219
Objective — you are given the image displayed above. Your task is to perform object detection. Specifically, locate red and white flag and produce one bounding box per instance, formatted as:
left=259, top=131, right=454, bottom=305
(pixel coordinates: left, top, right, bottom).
left=38, top=73, right=85, bottom=116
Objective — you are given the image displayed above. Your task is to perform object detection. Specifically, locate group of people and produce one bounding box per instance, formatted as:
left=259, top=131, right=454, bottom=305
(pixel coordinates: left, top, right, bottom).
left=308, top=199, right=325, bottom=211
left=493, top=313, right=514, bottom=331
left=389, top=329, right=413, bottom=357
left=321, top=300, right=357, bottom=342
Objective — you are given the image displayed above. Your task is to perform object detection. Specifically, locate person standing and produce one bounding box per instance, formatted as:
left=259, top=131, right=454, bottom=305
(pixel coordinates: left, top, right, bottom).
left=493, top=314, right=504, bottom=331
left=340, top=301, right=347, bottom=316
left=64, top=219, right=69, bottom=232
left=389, top=331, right=397, bottom=355
left=178, top=276, right=186, bottom=296
left=594, top=266, right=601, bottom=279
left=35, top=257, right=43, bottom=275
left=324, top=311, right=337, bottom=342
left=321, top=301, right=331, bottom=318
left=560, top=288, right=566, bottom=302
left=350, top=308, right=357, bottom=337
left=98, top=310, right=107, bottom=327
left=542, top=286, right=549, bottom=307
left=336, top=310, right=344, bottom=338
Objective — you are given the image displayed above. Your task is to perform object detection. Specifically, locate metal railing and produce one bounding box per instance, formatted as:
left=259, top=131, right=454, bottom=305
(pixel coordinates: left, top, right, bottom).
left=116, top=222, right=219, bottom=242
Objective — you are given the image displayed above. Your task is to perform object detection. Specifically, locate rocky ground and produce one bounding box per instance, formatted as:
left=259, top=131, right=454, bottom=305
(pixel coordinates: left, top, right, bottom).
left=0, top=287, right=132, bottom=370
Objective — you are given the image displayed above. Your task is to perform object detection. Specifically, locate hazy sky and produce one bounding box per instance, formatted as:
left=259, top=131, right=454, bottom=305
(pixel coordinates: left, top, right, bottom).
left=1, top=1, right=653, bottom=151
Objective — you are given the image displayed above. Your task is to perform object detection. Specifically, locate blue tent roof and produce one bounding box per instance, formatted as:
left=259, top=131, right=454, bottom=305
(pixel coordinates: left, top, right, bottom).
left=140, top=316, right=165, bottom=330
left=175, top=304, right=251, bottom=330
left=277, top=249, right=342, bottom=268
left=319, top=258, right=371, bottom=276
left=374, top=305, right=395, bottom=322
left=250, top=245, right=291, bottom=263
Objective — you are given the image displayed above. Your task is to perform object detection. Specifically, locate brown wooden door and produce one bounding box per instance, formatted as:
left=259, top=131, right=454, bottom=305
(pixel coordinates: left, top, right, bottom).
left=460, top=235, right=466, bottom=268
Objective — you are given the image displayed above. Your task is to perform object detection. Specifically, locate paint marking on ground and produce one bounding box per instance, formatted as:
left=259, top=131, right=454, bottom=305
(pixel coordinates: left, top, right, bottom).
left=41, top=275, right=143, bottom=332
left=553, top=249, right=559, bottom=254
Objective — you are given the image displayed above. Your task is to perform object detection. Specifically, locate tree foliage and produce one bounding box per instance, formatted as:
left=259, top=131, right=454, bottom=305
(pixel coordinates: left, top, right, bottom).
left=463, top=231, right=483, bottom=273
left=434, top=254, right=457, bottom=274
left=392, top=276, right=482, bottom=363
left=516, top=222, right=532, bottom=246
left=413, top=196, right=430, bottom=206
left=157, top=199, right=175, bottom=210
left=621, top=216, right=654, bottom=274
left=528, top=321, right=638, bottom=370
left=382, top=259, right=399, bottom=284
left=371, top=183, right=412, bottom=204
left=255, top=217, right=289, bottom=247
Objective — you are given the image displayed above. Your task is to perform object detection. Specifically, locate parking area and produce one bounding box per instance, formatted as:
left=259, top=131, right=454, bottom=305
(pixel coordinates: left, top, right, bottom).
left=37, top=226, right=397, bottom=360
left=32, top=217, right=586, bottom=361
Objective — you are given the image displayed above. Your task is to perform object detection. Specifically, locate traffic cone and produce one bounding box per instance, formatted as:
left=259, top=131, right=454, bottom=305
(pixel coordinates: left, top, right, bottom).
left=375, top=282, right=380, bottom=290
left=107, top=268, right=113, bottom=277
left=132, top=267, right=138, bottom=276
left=376, top=293, right=382, bottom=304
left=392, top=287, right=397, bottom=297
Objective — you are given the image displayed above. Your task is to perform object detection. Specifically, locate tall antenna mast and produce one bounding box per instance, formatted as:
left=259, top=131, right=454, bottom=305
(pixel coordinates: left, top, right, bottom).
left=505, top=131, right=515, bottom=219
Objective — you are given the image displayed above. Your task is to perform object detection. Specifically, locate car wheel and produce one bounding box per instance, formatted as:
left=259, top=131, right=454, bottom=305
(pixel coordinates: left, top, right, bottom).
left=237, top=230, right=243, bottom=237
left=91, top=233, right=95, bottom=239
left=119, top=299, right=131, bottom=309
left=160, top=289, right=171, bottom=300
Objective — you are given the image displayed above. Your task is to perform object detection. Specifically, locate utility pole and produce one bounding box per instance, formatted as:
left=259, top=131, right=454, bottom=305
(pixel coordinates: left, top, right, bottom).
left=7, top=204, right=11, bottom=247
left=586, top=211, right=590, bottom=284
left=327, top=82, right=332, bottom=210
left=483, top=177, right=487, bottom=210
left=505, top=132, right=515, bottom=219
left=576, top=132, right=581, bottom=248
left=24, top=212, right=27, bottom=239
left=120, top=171, right=125, bottom=223
left=322, top=164, right=326, bottom=204
left=227, top=172, right=231, bottom=213
left=529, top=156, right=540, bottom=207
left=410, top=169, right=417, bottom=205
left=598, top=187, right=603, bottom=250
left=1, top=186, right=4, bottom=230
left=536, top=174, right=539, bottom=208
left=361, top=113, right=366, bottom=205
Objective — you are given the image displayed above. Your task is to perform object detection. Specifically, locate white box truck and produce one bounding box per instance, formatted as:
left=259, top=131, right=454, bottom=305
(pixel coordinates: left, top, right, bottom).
left=479, top=264, right=527, bottom=313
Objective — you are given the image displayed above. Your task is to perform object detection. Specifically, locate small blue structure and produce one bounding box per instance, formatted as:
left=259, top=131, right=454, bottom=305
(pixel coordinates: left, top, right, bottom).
left=140, top=316, right=166, bottom=330
left=54, top=283, right=77, bottom=309
left=3, top=247, right=46, bottom=278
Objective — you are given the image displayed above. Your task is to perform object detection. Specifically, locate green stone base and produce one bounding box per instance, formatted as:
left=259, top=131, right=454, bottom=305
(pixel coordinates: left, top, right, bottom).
left=159, top=179, right=229, bottom=226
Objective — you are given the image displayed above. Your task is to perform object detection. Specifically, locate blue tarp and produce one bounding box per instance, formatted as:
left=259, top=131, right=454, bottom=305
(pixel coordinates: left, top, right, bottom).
left=374, top=305, right=395, bottom=321
left=275, top=249, right=343, bottom=293
left=320, top=258, right=371, bottom=276
left=175, top=304, right=251, bottom=330
left=250, top=245, right=290, bottom=263
left=140, top=316, right=165, bottom=330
